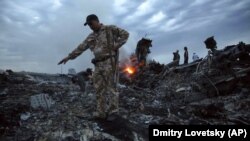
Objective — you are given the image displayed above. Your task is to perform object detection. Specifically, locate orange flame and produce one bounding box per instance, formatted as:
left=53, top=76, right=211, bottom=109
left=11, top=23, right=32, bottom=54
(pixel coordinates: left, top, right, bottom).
left=124, top=66, right=136, bottom=75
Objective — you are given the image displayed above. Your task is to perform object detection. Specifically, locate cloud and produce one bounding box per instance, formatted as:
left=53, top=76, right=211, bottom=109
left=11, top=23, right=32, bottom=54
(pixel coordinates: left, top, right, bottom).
left=113, top=0, right=129, bottom=15
left=145, top=11, right=166, bottom=27
left=52, top=0, right=62, bottom=10
left=0, top=0, right=250, bottom=73
left=123, top=0, right=158, bottom=25
left=0, top=0, right=113, bottom=73
left=113, top=0, right=250, bottom=64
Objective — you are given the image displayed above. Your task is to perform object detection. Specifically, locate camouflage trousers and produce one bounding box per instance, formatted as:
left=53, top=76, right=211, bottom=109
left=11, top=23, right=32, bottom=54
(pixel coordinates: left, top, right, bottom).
left=93, top=64, right=119, bottom=118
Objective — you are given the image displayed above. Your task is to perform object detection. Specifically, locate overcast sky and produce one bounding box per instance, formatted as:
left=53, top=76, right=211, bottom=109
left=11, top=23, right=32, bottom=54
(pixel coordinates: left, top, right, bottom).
left=1, top=0, right=250, bottom=73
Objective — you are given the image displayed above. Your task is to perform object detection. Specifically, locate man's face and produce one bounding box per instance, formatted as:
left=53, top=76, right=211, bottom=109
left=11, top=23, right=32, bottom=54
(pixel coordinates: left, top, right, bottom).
left=88, top=20, right=100, bottom=31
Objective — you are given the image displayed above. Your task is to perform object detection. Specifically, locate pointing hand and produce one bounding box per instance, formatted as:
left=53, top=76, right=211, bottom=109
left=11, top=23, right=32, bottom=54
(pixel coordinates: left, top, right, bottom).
left=58, top=56, right=70, bottom=65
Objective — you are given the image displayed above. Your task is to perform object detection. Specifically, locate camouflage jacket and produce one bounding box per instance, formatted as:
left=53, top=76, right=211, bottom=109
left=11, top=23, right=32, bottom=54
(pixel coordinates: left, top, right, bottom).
left=68, top=24, right=129, bottom=60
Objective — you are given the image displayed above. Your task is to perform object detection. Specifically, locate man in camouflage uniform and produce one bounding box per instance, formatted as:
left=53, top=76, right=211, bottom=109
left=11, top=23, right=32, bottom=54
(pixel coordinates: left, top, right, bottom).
left=58, top=14, right=129, bottom=119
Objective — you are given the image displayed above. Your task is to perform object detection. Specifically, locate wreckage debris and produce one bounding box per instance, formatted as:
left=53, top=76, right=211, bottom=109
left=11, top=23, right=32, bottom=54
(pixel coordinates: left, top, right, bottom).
left=30, top=93, right=55, bottom=110
left=0, top=40, right=250, bottom=141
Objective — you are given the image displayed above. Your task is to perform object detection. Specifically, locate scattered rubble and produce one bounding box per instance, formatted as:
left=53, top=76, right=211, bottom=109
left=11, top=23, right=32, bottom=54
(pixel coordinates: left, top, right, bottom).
left=30, top=94, right=55, bottom=110
left=0, top=41, right=250, bottom=141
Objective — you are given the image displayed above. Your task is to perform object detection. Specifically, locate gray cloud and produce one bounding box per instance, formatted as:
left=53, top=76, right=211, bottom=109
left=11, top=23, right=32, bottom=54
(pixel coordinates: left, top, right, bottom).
left=113, top=0, right=250, bottom=63
left=1, top=0, right=250, bottom=73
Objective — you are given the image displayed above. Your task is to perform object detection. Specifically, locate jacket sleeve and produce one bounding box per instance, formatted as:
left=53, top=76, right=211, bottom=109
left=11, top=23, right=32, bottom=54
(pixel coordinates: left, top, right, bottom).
left=110, top=25, right=129, bottom=50
left=68, top=35, right=92, bottom=60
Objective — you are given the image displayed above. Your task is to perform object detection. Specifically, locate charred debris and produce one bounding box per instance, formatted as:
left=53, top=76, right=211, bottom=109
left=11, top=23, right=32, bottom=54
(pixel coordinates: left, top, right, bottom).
left=1, top=38, right=250, bottom=141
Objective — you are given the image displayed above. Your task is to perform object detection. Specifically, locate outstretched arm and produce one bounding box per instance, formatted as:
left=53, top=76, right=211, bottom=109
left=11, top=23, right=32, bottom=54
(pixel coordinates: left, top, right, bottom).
left=58, top=35, right=92, bottom=65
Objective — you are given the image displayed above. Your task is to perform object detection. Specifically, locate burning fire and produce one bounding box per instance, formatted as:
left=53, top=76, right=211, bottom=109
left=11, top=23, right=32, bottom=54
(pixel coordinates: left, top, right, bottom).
left=124, top=66, right=136, bottom=75
left=120, top=53, right=140, bottom=76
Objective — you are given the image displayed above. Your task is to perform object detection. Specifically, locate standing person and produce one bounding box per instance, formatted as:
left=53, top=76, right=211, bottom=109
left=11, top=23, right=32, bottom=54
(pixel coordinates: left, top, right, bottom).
left=58, top=14, right=129, bottom=119
left=176, top=50, right=180, bottom=65
left=184, top=47, right=189, bottom=64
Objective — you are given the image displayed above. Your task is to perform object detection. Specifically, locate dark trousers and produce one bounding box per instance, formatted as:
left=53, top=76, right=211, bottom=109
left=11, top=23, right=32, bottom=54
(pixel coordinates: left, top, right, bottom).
left=184, top=58, right=188, bottom=64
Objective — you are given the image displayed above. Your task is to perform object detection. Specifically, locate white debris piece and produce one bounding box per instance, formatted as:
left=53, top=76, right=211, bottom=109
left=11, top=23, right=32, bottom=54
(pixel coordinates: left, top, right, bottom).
left=80, top=128, right=94, bottom=141
left=117, top=83, right=126, bottom=88
left=176, top=86, right=192, bottom=92
left=152, top=100, right=160, bottom=107
left=25, top=74, right=36, bottom=82
left=30, top=93, right=55, bottom=110
left=20, top=112, right=31, bottom=121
